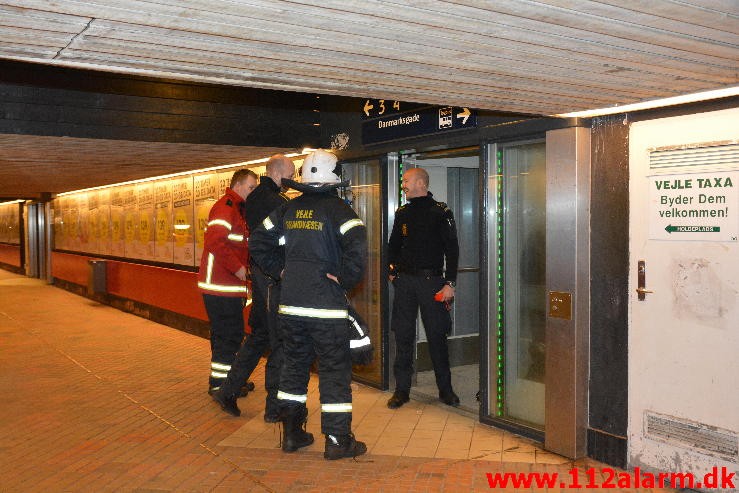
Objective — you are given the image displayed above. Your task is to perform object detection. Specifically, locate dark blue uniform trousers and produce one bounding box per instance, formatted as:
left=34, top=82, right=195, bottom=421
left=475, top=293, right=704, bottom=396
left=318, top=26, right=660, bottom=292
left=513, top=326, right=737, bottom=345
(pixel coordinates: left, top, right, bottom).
left=278, top=316, right=352, bottom=436
left=202, top=294, right=245, bottom=390
left=391, top=274, right=453, bottom=395
left=220, top=266, right=283, bottom=414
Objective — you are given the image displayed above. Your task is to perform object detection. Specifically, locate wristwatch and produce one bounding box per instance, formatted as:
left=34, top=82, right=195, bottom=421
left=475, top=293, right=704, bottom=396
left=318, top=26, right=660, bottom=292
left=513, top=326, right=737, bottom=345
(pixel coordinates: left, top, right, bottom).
left=445, top=280, right=456, bottom=288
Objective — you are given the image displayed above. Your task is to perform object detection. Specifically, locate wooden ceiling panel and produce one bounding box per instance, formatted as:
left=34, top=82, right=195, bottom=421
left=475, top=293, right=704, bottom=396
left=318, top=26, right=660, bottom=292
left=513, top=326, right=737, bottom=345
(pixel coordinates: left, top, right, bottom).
left=0, top=0, right=736, bottom=198
left=0, top=0, right=735, bottom=114
left=79, top=18, right=697, bottom=99
left=0, top=134, right=297, bottom=197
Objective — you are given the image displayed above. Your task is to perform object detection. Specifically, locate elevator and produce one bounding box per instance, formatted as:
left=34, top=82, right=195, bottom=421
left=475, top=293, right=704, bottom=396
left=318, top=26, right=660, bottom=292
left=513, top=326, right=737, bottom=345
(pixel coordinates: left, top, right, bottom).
left=344, top=119, right=591, bottom=458
left=480, top=124, right=591, bottom=457
left=23, top=200, right=52, bottom=282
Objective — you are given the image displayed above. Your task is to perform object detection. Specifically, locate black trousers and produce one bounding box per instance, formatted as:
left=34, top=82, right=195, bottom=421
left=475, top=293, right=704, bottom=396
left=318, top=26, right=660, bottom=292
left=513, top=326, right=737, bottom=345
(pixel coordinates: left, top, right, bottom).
left=202, top=294, right=245, bottom=389
left=278, top=316, right=352, bottom=436
left=220, top=265, right=283, bottom=414
left=391, top=274, right=453, bottom=395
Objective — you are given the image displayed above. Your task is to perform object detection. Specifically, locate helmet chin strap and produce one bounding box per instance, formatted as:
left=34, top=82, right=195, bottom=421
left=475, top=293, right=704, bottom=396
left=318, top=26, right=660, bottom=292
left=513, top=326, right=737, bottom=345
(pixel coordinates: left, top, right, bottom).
left=331, top=162, right=342, bottom=179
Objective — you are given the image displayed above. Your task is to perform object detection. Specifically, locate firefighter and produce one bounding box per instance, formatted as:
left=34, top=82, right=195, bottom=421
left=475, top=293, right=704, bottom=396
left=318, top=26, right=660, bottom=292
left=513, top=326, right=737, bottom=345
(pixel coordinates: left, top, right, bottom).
left=249, top=149, right=368, bottom=460
left=197, top=169, right=257, bottom=395
left=387, top=167, right=460, bottom=409
left=212, top=155, right=295, bottom=419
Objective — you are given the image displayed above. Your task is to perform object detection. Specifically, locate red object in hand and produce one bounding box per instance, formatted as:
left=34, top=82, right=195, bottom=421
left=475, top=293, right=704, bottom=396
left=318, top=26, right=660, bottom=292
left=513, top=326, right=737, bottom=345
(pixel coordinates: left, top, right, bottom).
left=435, top=292, right=452, bottom=311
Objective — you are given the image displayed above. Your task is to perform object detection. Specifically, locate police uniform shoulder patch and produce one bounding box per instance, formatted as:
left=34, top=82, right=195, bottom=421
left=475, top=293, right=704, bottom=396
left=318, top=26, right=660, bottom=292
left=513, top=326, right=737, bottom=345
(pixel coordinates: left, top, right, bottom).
left=435, top=201, right=450, bottom=213
left=279, top=192, right=290, bottom=201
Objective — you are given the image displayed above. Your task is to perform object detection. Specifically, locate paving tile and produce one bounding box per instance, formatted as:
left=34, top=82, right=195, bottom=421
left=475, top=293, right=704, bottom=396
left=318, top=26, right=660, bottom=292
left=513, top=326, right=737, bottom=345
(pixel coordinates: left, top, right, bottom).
left=0, top=270, right=677, bottom=493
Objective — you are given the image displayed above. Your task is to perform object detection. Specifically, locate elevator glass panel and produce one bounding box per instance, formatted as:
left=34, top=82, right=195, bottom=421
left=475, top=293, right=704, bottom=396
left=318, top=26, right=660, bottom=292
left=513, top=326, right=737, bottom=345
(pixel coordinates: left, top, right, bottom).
left=488, top=142, right=546, bottom=429
left=342, top=160, right=384, bottom=387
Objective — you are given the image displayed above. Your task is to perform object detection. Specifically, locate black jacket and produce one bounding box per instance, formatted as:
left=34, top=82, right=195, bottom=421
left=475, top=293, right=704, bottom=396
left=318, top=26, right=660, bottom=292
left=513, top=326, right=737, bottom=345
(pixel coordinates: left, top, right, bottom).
left=242, top=176, right=289, bottom=232
left=249, top=180, right=367, bottom=319
left=388, top=192, right=459, bottom=283
left=242, top=176, right=289, bottom=273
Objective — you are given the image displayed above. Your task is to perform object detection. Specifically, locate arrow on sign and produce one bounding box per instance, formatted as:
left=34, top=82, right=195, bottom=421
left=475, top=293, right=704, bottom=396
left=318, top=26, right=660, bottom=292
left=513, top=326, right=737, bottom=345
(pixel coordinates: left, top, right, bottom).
left=363, top=100, right=374, bottom=117
left=456, top=107, right=471, bottom=124
left=665, top=224, right=721, bottom=233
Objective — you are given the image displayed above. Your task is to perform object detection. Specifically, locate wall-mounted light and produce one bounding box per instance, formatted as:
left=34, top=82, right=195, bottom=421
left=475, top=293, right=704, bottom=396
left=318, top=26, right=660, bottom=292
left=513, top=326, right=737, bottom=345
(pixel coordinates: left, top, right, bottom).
left=557, top=86, right=739, bottom=118
left=57, top=151, right=310, bottom=197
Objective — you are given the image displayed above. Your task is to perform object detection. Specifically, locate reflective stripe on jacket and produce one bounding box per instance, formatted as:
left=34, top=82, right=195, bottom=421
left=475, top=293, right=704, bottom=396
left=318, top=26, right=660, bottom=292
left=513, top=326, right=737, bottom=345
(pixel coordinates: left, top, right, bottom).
left=197, top=188, right=249, bottom=297
left=249, top=189, right=367, bottom=319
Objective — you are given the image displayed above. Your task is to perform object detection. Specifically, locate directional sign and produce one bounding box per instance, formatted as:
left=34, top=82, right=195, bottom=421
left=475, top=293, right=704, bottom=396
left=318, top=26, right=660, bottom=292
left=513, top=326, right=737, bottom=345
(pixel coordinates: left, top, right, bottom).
left=362, top=105, right=477, bottom=145
left=360, top=99, right=428, bottom=119
left=665, top=225, right=720, bottom=233
left=649, top=171, right=737, bottom=242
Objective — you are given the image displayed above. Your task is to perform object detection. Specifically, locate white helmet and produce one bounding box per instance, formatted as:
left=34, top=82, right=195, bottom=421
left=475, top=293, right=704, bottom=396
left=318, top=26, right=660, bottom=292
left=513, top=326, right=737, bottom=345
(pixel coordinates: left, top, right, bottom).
left=301, top=149, right=341, bottom=184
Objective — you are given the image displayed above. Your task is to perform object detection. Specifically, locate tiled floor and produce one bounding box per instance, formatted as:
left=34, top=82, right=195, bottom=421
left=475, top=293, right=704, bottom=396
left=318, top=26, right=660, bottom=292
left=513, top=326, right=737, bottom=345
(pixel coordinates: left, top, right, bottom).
left=415, top=363, right=480, bottom=412
left=0, top=270, right=676, bottom=492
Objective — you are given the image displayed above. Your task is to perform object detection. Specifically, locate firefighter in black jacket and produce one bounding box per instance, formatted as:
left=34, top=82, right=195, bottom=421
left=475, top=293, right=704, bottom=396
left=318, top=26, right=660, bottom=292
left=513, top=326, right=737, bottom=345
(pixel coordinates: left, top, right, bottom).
left=212, top=155, right=295, bottom=420
left=387, top=167, right=461, bottom=410
left=250, top=149, right=368, bottom=460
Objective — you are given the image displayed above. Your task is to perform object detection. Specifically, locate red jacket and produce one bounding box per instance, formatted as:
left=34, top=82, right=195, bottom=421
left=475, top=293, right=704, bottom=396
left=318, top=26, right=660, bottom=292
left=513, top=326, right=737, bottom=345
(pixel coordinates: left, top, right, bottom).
left=197, top=188, right=249, bottom=297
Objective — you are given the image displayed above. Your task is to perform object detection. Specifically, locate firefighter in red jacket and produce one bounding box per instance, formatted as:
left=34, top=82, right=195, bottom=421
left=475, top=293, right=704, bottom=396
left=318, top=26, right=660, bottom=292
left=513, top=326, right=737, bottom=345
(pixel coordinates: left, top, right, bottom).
left=198, top=169, right=258, bottom=394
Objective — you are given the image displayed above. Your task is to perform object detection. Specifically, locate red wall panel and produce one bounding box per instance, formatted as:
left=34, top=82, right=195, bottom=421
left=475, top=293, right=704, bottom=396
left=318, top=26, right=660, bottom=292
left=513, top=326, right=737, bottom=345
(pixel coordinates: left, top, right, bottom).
left=0, top=243, right=22, bottom=267
left=49, top=252, right=255, bottom=330
left=51, top=251, right=90, bottom=285
left=50, top=252, right=209, bottom=321
left=106, top=261, right=207, bottom=321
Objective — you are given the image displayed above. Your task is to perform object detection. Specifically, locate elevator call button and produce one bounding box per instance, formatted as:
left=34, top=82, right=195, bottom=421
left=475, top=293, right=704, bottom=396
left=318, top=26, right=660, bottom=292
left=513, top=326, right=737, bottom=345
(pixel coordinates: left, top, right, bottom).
left=548, top=291, right=572, bottom=320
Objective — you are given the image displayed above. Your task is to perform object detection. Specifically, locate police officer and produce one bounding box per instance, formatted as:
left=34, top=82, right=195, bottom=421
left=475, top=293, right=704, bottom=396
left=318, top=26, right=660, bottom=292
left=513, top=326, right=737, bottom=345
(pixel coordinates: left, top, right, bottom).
left=387, top=167, right=460, bottom=409
left=212, top=155, right=294, bottom=420
left=198, top=169, right=258, bottom=395
left=249, top=149, right=368, bottom=460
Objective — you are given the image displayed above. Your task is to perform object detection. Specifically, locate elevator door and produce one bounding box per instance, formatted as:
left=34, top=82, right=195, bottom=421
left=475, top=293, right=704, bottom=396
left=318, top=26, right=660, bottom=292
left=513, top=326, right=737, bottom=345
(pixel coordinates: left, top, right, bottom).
left=487, top=141, right=546, bottom=430
left=23, top=201, right=50, bottom=281
left=342, top=158, right=387, bottom=389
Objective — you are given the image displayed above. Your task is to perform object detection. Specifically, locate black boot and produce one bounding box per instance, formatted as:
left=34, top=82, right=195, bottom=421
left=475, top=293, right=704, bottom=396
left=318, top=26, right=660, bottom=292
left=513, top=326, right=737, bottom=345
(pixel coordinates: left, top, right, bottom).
left=264, top=394, right=280, bottom=423
left=212, top=389, right=240, bottom=417
left=439, top=389, right=460, bottom=407
left=242, top=381, right=255, bottom=395
left=209, top=380, right=253, bottom=397
left=324, top=433, right=367, bottom=460
left=280, top=406, right=314, bottom=452
left=264, top=407, right=281, bottom=423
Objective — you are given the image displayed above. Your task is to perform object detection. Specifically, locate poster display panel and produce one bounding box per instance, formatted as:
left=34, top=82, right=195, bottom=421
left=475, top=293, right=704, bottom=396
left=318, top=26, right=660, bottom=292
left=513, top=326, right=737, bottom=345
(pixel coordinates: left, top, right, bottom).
left=11, top=205, right=20, bottom=244
left=51, top=199, right=64, bottom=250
left=217, top=169, right=233, bottom=197
left=78, top=194, right=91, bottom=252
left=194, top=173, right=218, bottom=265
left=135, top=183, right=155, bottom=260
left=86, top=191, right=100, bottom=254
left=0, top=205, right=6, bottom=243
left=47, top=159, right=291, bottom=266
left=97, top=189, right=112, bottom=256
left=0, top=203, right=17, bottom=244
left=122, top=185, right=137, bottom=258
left=109, top=187, right=125, bottom=257
left=153, top=180, right=174, bottom=263
left=58, top=197, right=70, bottom=250
left=172, top=176, right=195, bottom=266
left=64, top=196, right=80, bottom=251
left=1, top=204, right=11, bottom=243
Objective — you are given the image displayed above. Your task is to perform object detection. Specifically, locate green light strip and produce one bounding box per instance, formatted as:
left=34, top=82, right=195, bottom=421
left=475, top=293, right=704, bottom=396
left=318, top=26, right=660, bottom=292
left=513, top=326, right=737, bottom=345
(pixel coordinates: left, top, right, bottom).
left=495, top=149, right=505, bottom=417
left=398, top=158, right=404, bottom=204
